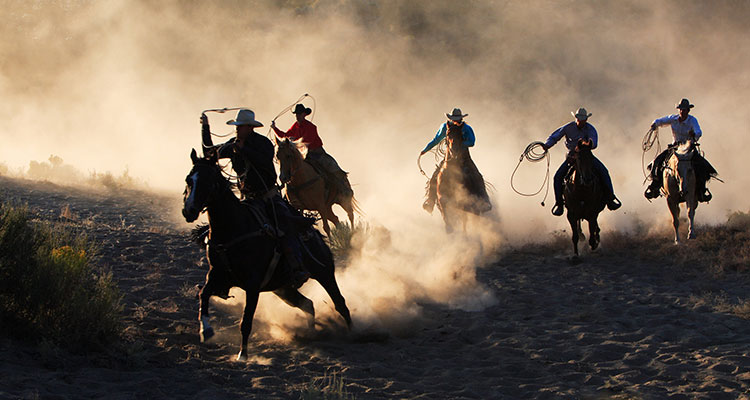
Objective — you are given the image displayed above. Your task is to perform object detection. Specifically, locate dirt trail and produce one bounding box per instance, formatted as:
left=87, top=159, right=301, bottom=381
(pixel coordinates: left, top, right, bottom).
left=1, top=175, right=749, bottom=399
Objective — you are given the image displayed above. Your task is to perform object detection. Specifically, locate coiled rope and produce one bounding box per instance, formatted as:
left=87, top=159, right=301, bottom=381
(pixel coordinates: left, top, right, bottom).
left=510, top=141, right=550, bottom=206
left=417, top=141, right=447, bottom=178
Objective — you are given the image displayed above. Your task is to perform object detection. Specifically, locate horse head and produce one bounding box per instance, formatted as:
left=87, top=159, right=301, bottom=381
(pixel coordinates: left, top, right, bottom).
left=572, top=139, right=596, bottom=186
left=275, top=138, right=305, bottom=184
left=182, top=148, right=229, bottom=223
left=446, top=122, right=468, bottom=160
left=671, top=139, right=697, bottom=198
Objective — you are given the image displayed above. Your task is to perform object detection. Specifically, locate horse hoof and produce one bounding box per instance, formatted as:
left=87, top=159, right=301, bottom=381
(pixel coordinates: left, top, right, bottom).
left=237, top=350, right=248, bottom=362
left=688, top=232, right=696, bottom=240
left=200, top=326, right=214, bottom=343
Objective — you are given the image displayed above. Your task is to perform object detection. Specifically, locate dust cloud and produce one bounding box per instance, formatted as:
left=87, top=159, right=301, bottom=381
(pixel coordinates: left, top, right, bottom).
left=3, top=0, right=750, bottom=336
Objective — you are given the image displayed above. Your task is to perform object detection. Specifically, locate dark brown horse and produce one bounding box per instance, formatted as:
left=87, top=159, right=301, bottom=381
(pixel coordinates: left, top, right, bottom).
left=276, top=138, right=361, bottom=236
left=182, top=149, right=351, bottom=361
left=563, top=140, right=606, bottom=258
left=435, top=122, right=492, bottom=233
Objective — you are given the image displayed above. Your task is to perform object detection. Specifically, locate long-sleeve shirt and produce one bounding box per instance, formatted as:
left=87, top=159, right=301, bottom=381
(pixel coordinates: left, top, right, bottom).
left=422, top=122, right=475, bottom=153
left=202, top=124, right=277, bottom=193
left=652, top=114, right=702, bottom=143
left=544, top=121, right=598, bottom=152
left=272, top=119, right=323, bottom=150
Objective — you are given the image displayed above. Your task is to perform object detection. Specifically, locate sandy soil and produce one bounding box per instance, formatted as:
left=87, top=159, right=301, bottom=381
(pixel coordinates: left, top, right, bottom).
left=1, top=175, right=749, bottom=399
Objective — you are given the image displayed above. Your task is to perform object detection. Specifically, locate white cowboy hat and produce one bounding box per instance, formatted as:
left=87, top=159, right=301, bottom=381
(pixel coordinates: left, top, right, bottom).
left=571, top=107, right=592, bottom=120
left=446, top=108, right=468, bottom=121
left=226, top=109, right=264, bottom=127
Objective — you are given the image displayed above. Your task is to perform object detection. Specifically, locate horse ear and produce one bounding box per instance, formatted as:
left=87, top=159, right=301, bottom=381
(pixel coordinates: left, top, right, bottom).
left=190, top=148, right=199, bottom=164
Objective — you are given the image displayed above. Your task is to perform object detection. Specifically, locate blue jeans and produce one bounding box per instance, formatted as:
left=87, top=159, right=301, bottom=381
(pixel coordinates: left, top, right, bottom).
left=553, top=158, right=614, bottom=204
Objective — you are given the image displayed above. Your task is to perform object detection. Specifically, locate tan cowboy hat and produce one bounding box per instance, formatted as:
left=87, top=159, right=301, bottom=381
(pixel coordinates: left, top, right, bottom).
left=292, top=104, right=312, bottom=115
left=571, top=107, right=592, bottom=120
left=446, top=108, right=468, bottom=121
left=226, top=109, right=264, bottom=127
left=676, top=98, right=694, bottom=109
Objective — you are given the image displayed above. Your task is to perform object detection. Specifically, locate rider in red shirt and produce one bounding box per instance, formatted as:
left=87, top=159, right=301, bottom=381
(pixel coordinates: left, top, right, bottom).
left=271, top=104, right=353, bottom=198
left=272, top=104, right=324, bottom=150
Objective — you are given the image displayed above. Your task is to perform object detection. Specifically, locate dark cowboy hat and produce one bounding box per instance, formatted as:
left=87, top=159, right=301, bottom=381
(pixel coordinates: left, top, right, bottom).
left=292, top=104, right=312, bottom=115
left=446, top=108, right=468, bottom=121
left=676, top=98, right=694, bottom=110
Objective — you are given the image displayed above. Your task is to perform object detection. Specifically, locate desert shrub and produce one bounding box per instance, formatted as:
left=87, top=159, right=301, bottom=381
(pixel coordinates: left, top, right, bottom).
left=300, top=372, right=355, bottom=400
left=0, top=202, right=122, bottom=350
left=327, top=221, right=370, bottom=261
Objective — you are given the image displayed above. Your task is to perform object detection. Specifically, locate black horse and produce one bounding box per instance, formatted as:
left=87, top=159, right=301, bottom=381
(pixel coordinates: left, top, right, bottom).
left=182, top=149, right=352, bottom=361
left=563, top=140, right=606, bottom=259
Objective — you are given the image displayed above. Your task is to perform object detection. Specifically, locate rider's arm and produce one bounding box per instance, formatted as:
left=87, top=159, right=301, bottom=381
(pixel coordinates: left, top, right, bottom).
left=421, top=123, right=447, bottom=153
left=588, top=125, right=598, bottom=150
left=201, top=114, right=214, bottom=148
left=652, top=114, right=677, bottom=129
left=689, top=116, right=702, bottom=140
left=462, top=124, right=475, bottom=147
left=543, top=124, right=566, bottom=149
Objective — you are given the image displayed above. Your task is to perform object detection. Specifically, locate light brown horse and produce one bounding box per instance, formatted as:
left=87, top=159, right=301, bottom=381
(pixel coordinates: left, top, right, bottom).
left=436, top=122, right=492, bottom=233
left=563, top=140, right=606, bottom=258
left=275, top=138, right=360, bottom=236
left=663, top=140, right=698, bottom=244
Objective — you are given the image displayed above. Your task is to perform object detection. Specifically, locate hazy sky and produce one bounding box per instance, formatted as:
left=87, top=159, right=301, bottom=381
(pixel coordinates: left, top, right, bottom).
left=3, top=0, right=750, bottom=331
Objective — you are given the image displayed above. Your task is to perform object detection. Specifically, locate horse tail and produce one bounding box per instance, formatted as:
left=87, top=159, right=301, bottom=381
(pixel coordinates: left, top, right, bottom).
left=190, top=223, right=210, bottom=248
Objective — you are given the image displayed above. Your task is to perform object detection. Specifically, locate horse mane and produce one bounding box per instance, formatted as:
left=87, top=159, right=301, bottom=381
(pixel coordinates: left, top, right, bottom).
left=279, top=137, right=306, bottom=159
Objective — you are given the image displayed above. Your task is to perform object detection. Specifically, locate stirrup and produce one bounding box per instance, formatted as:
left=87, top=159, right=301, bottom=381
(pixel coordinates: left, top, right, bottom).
left=700, top=189, right=712, bottom=203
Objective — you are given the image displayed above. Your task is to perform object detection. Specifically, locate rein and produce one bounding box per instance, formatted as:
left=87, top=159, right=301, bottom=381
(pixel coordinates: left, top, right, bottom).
left=510, top=141, right=551, bottom=206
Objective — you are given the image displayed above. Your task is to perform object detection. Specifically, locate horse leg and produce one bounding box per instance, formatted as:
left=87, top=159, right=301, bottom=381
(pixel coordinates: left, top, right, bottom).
left=588, top=218, right=601, bottom=251
left=687, top=200, right=697, bottom=240
left=198, top=279, right=217, bottom=343
left=273, top=287, right=315, bottom=330
left=667, top=198, right=681, bottom=244
left=237, top=290, right=260, bottom=362
left=567, top=215, right=579, bottom=257
left=316, top=272, right=352, bottom=329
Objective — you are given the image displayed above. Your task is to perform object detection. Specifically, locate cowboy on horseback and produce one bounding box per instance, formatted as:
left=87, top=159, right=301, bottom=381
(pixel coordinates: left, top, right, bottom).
left=644, top=98, right=717, bottom=202
left=201, top=109, right=310, bottom=287
left=421, top=108, right=476, bottom=213
left=542, top=107, right=622, bottom=216
left=271, top=104, right=353, bottom=198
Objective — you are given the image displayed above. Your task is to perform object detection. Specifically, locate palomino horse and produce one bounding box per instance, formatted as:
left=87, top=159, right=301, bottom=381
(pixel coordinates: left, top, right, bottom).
left=436, top=122, right=492, bottom=233
left=664, top=140, right=698, bottom=244
left=182, top=149, right=352, bottom=361
left=275, top=138, right=360, bottom=237
left=563, top=140, right=606, bottom=258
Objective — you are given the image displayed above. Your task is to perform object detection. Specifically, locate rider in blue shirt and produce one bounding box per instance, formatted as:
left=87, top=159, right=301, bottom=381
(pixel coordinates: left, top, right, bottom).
left=542, top=108, right=621, bottom=216
left=420, top=108, right=475, bottom=213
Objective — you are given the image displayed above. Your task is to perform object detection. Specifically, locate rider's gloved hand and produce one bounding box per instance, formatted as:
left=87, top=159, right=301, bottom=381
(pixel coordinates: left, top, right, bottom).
left=200, top=113, right=208, bottom=126
left=650, top=123, right=657, bottom=131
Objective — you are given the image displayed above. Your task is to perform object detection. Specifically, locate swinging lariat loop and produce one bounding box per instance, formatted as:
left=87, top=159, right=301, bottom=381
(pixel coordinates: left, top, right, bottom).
left=510, top=141, right=550, bottom=206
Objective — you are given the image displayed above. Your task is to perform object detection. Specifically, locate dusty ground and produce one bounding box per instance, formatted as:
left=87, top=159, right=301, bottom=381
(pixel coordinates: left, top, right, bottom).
left=1, top=175, right=749, bottom=399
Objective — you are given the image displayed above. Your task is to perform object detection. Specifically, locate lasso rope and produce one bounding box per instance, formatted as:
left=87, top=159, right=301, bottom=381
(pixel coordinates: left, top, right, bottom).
left=267, top=93, right=317, bottom=141
left=417, top=141, right=447, bottom=178
left=510, top=141, right=550, bottom=206
left=641, top=127, right=660, bottom=179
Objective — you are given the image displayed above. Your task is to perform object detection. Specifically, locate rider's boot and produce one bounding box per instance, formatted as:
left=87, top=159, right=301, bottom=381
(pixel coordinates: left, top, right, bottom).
left=644, top=179, right=661, bottom=199
left=607, top=196, right=622, bottom=211
left=696, top=180, right=712, bottom=202
left=551, top=195, right=565, bottom=216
